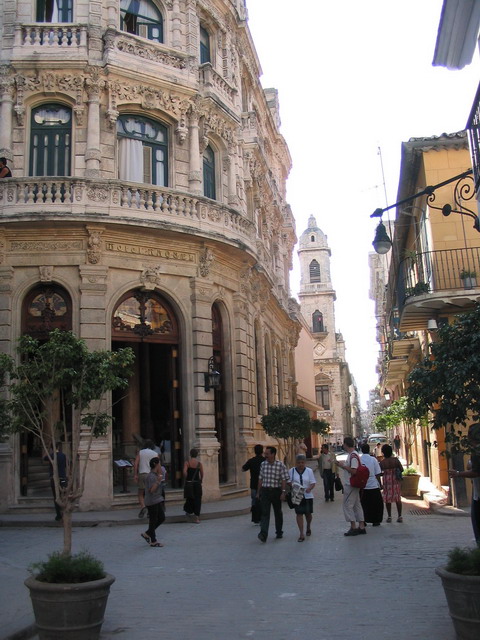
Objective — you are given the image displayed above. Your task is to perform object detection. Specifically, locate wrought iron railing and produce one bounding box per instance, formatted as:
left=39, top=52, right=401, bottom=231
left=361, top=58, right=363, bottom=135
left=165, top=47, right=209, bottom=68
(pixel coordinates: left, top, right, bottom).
left=397, top=247, right=480, bottom=310
left=467, top=81, right=480, bottom=193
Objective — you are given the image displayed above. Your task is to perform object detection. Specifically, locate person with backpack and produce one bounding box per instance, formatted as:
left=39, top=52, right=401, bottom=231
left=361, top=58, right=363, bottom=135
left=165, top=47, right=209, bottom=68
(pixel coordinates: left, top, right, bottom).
left=336, top=436, right=366, bottom=536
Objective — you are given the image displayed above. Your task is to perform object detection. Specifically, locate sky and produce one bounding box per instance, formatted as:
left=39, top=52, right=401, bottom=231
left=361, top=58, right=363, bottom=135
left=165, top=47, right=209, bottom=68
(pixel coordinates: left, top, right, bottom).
left=246, top=0, right=480, bottom=408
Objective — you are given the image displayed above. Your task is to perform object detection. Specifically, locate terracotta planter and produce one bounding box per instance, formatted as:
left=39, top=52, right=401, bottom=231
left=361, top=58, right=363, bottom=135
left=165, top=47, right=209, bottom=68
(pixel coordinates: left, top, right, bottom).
left=401, top=474, right=420, bottom=497
left=25, top=573, right=115, bottom=640
left=436, top=567, right=480, bottom=640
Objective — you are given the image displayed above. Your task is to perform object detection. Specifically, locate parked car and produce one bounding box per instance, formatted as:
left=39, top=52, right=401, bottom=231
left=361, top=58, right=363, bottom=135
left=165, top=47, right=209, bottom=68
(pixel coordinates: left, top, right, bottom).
left=367, top=434, right=389, bottom=446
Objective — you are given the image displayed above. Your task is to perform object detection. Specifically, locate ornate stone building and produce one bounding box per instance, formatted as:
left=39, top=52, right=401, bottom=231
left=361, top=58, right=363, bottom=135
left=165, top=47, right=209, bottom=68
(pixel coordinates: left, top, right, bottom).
left=297, top=216, right=352, bottom=442
left=0, top=0, right=300, bottom=510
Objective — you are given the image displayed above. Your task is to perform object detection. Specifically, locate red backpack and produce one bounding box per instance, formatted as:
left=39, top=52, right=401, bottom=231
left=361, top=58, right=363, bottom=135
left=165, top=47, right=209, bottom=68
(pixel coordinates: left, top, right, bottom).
left=349, top=453, right=369, bottom=489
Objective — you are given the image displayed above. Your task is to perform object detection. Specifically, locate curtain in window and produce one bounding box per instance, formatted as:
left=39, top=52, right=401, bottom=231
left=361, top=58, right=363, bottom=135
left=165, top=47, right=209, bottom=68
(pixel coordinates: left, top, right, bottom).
left=119, top=138, right=144, bottom=182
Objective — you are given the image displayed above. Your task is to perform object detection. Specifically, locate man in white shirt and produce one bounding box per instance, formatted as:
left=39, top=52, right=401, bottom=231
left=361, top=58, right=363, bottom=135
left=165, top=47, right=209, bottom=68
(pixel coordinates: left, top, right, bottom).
left=133, top=439, right=158, bottom=518
left=336, top=436, right=366, bottom=536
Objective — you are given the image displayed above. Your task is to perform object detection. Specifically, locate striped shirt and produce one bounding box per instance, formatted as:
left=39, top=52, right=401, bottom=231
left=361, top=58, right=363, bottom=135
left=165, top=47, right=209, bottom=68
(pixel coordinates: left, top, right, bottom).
left=259, top=459, right=289, bottom=488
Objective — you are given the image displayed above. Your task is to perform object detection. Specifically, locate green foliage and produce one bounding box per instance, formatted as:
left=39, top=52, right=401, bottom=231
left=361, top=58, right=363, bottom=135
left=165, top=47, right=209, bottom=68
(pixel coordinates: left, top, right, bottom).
left=373, top=397, right=418, bottom=432
left=406, top=304, right=480, bottom=454
left=310, top=418, right=330, bottom=436
left=460, top=269, right=477, bottom=279
left=261, top=405, right=313, bottom=441
left=402, top=465, right=418, bottom=476
left=0, top=330, right=134, bottom=556
left=405, top=282, right=430, bottom=297
left=30, top=551, right=105, bottom=584
left=445, top=547, right=480, bottom=576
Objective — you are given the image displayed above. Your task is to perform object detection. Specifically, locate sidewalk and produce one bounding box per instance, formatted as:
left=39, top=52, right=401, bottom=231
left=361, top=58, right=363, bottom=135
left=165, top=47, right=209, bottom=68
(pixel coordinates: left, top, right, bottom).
left=0, top=494, right=251, bottom=529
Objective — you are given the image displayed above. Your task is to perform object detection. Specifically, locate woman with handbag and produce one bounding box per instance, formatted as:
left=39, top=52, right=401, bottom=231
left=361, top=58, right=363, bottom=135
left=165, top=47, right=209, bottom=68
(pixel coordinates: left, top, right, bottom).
left=380, top=444, right=403, bottom=523
left=183, top=448, right=204, bottom=523
left=289, top=454, right=316, bottom=542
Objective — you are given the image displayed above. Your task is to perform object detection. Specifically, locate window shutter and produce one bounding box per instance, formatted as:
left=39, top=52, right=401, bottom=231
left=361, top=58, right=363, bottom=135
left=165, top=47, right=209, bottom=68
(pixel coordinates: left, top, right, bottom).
left=143, top=145, right=152, bottom=184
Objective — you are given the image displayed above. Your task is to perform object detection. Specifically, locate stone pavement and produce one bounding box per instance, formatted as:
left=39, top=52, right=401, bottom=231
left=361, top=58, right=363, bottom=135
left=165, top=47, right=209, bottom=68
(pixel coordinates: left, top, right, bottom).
left=0, top=474, right=475, bottom=640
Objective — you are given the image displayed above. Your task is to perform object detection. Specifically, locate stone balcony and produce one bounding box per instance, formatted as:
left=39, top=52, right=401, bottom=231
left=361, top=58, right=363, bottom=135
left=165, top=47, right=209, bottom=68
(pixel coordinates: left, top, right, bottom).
left=12, top=23, right=89, bottom=61
left=0, top=177, right=255, bottom=250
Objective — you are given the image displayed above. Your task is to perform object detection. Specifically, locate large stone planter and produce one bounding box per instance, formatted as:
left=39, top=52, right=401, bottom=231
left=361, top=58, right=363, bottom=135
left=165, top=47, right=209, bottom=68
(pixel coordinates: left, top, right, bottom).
left=25, top=573, right=115, bottom=640
left=436, top=567, right=480, bottom=640
left=401, top=474, right=420, bottom=497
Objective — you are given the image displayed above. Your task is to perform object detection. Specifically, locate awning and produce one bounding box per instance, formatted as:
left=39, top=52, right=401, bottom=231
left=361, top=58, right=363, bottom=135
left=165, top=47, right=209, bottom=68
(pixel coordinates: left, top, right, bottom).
left=296, top=394, right=323, bottom=413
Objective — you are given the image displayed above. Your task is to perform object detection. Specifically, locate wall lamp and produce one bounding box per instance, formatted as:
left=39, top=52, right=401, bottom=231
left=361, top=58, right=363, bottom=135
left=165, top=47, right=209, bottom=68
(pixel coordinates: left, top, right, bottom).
left=371, top=168, right=479, bottom=254
left=204, top=356, right=221, bottom=392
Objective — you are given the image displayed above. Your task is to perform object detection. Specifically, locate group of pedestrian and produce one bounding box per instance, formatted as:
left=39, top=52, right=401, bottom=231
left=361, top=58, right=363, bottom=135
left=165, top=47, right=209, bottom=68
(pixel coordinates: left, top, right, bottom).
left=133, top=440, right=203, bottom=548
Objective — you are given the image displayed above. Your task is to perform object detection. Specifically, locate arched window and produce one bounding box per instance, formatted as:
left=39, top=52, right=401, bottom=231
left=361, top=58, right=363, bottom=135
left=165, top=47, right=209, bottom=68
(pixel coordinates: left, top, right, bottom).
left=22, top=284, right=72, bottom=339
left=112, top=290, right=178, bottom=342
left=309, top=259, right=320, bottom=283
left=30, top=104, right=72, bottom=177
left=203, top=145, right=216, bottom=199
left=120, top=0, right=163, bottom=43
left=312, top=310, right=324, bottom=333
left=37, top=0, right=73, bottom=22
left=200, top=26, right=211, bottom=64
left=310, top=234, right=315, bottom=242
left=117, top=115, right=168, bottom=186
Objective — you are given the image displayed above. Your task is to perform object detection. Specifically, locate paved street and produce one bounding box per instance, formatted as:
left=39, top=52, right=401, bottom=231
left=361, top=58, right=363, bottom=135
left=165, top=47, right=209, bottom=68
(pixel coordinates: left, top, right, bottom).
left=0, top=492, right=474, bottom=640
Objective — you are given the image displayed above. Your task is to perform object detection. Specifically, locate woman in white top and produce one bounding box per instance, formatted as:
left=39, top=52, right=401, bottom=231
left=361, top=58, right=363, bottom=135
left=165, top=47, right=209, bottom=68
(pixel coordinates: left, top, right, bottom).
left=289, top=454, right=316, bottom=541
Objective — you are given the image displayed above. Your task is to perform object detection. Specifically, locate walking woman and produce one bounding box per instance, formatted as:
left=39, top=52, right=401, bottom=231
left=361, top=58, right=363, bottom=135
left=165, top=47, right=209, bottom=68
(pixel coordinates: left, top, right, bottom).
left=380, top=444, right=403, bottom=523
left=141, top=457, right=165, bottom=547
left=318, top=443, right=337, bottom=502
left=289, top=454, right=316, bottom=541
left=183, top=448, right=204, bottom=523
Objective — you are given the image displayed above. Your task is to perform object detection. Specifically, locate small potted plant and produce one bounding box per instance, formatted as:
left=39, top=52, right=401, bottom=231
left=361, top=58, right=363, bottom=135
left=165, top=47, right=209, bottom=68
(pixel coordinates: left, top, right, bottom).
left=405, top=282, right=430, bottom=298
left=401, top=465, right=421, bottom=497
left=459, top=269, right=477, bottom=289
left=435, top=546, right=480, bottom=640
left=0, top=330, right=134, bottom=640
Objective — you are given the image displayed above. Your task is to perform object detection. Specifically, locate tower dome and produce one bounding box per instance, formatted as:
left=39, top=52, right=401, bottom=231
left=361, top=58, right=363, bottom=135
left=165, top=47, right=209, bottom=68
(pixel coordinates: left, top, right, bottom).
left=299, top=215, right=328, bottom=250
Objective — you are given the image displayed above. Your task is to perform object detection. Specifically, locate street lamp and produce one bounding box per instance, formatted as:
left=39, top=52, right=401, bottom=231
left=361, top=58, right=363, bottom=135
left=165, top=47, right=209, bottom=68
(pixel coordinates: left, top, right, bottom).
left=370, top=169, right=478, bottom=254
left=204, top=356, right=221, bottom=392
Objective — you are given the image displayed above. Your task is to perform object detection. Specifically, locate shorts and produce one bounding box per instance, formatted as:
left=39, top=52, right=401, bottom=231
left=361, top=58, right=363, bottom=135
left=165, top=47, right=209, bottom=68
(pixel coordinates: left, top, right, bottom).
left=138, top=473, right=148, bottom=490
left=294, top=498, right=313, bottom=515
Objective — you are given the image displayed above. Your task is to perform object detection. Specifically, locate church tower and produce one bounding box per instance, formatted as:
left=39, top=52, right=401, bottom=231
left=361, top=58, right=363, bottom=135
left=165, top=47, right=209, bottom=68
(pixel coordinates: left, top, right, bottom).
left=298, top=216, right=352, bottom=441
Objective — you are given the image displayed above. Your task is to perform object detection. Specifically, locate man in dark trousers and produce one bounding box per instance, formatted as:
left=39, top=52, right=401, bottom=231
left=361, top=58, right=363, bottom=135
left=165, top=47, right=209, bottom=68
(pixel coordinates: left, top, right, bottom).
left=242, top=444, right=264, bottom=523
left=257, top=446, right=289, bottom=542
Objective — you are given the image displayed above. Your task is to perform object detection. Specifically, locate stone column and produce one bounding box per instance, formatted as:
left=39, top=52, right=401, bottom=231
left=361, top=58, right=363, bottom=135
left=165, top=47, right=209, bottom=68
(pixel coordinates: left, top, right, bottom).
left=226, top=142, right=239, bottom=206
left=172, top=0, right=182, bottom=49
left=0, top=265, right=14, bottom=511
left=0, top=73, right=14, bottom=161
left=190, top=278, right=221, bottom=500
left=77, top=260, right=112, bottom=510
left=106, top=0, right=118, bottom=29
left=84, top=72, right=105, bottom=178
left=188, top=109, right=202, bottom=194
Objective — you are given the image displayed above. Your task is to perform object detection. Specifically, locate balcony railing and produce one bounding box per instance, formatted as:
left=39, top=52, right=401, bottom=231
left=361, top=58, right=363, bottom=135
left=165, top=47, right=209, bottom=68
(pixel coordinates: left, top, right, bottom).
left=14, top=23, right=88, bottom=49
left=467, top=80, right=480, bottom=193
left=0, top=177, right=254, bottom=243
left=397, top=247, right=480, bottom=310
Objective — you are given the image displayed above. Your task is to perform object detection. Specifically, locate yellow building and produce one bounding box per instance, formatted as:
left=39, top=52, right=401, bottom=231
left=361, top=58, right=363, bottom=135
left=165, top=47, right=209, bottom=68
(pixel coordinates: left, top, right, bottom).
left=374, top=131, right=480, bottom=505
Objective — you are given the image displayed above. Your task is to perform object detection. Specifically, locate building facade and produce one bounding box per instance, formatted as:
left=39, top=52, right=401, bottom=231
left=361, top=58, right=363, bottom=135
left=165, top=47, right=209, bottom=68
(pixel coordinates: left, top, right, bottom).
left=0, top=0, right=301, bottom=511
left=297, top=215, right=352, bottom=443
left=373, top=131, right=480, bottom=505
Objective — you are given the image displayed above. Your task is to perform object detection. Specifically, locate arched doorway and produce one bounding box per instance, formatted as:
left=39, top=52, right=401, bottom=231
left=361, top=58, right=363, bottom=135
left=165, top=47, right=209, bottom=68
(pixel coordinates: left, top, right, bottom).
left=20, top=284, right=73, bottom=496
left=111, top=289, right=182, bottom=488
left=212, top=303, right=227, bottom=482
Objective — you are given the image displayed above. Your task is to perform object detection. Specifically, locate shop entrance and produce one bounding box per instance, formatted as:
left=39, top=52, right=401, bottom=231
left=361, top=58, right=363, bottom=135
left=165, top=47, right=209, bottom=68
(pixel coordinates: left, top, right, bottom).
left=111, top=290, right=182, bottom=490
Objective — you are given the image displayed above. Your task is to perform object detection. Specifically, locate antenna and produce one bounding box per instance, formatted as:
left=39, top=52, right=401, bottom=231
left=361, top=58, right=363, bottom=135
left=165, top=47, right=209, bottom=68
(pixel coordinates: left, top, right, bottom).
left=377, top=146, right=389, bottom=208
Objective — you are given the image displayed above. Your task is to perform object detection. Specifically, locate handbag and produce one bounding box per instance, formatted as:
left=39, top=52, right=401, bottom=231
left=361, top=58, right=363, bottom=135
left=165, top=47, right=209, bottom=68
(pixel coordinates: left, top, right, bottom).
left=349, top=453, right=370, bottom=489
left=286, top=469, right=296, bottom=509
left=395, top=461, right=403, bottom=482
left=334, top=476, right=343, bottom=492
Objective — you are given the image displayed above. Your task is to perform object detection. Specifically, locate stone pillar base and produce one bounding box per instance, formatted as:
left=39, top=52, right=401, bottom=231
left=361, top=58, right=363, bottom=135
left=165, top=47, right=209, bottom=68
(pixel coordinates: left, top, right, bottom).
left=196, top=438, right=221, bottom=501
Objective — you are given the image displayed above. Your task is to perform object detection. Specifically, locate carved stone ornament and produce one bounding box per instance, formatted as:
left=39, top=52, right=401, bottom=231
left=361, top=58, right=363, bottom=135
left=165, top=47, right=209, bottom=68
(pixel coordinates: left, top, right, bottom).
left=175, top=114, right=188, bottom=144
left=199, top=247, right=214, bottom=277
left=140, top=265, right=162, bottom=290
left=39, top=266, right=54, bottom=282
left=108, top=80, right=192, bottom=120
left=86, top=228, right=103, bottom=265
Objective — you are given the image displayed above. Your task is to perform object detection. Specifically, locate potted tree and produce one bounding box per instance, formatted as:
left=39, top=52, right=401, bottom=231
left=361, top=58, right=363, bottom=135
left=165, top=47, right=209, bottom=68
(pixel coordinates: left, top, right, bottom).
left=460, top=268, right=477, bottom=289
left=435, top=547, right=480, bottom=640
left=0, top=330, right=134, bottom=640
left=406, top=304, right=480, bottom=638
left=261, top=404, right=329, bottom=466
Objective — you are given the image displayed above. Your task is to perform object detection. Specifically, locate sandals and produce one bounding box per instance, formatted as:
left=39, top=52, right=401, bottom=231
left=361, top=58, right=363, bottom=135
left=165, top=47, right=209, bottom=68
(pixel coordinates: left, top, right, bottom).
left=397, top=516, right=403, bottom=523
left=306, top=528, right=311, bottom=536
left=297, top=536, right=305, bottom=542
left=150, top=541, right=164, bottom=547
left=386, top=517, right=392, bottom=523
left=141, top=532, right=150, bottom=545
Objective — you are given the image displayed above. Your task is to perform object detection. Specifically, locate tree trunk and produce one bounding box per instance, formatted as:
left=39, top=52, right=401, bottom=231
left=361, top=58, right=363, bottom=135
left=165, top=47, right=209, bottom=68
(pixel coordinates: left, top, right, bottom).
left=62, top=508, right=73, bottom=556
